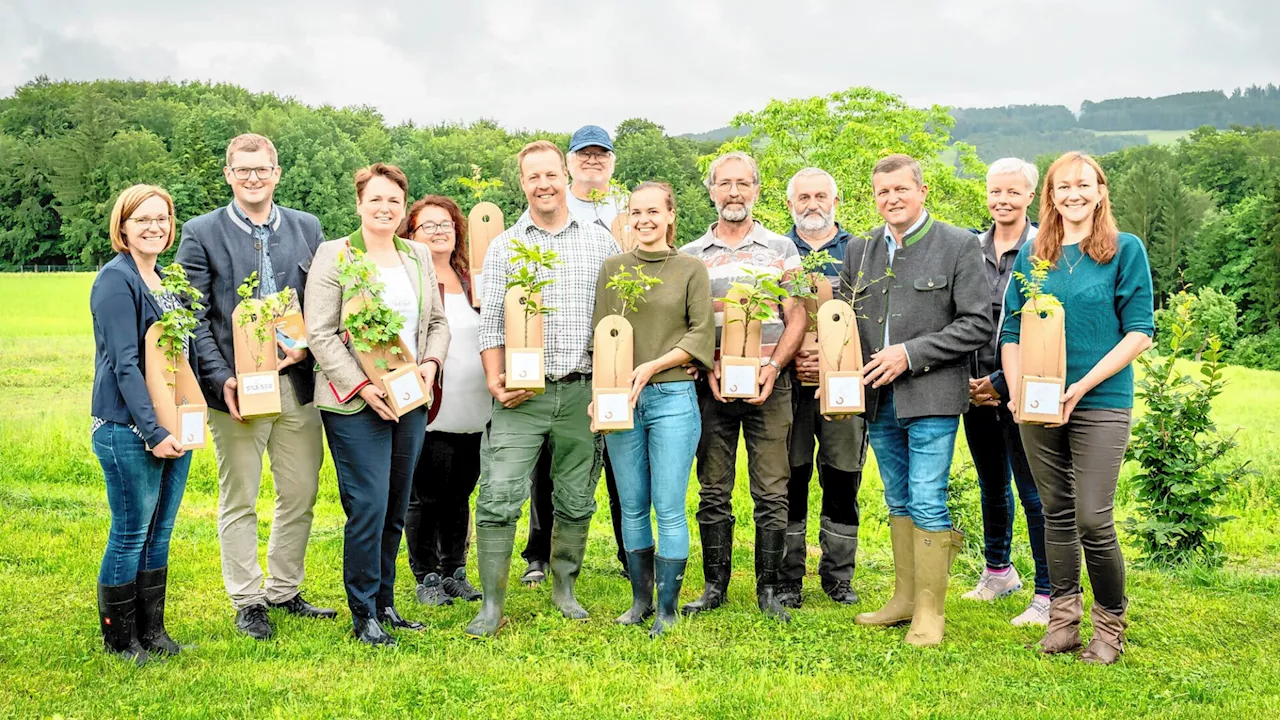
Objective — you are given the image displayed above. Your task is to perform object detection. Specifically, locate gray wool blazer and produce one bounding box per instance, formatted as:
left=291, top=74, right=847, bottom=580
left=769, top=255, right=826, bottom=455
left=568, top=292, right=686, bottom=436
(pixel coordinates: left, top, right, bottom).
left=840, top=215, right=992, bottom=421
left=304, top=231, right=450, bottom=414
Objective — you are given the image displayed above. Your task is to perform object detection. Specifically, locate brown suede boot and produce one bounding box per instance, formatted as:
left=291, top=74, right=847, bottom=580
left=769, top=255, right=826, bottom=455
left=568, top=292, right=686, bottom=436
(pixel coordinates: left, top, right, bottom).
left=904, top=526, right=956, bottom=647
left=855, top=516, right=915, bottom=626
left=1081, top=604, right=1127, bottom=665
left=1037, top=594, right=1084, bottom=654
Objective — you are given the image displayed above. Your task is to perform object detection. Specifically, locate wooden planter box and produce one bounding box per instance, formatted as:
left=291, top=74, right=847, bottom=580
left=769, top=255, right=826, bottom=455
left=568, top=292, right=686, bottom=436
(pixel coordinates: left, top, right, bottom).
left=799, top=277, right=834, bottom=387
left=817, top=299, right=865, bottom=416
left=592, top=314, right=634, bottom=432
left=342, top=297, right=431, bottom=418
left=1017, top=296, right=1066, bottom=425
left=719, top=287, right=762, bottom=400
left=504, top=286, right=545, bottom=393
left=232, top=299, right=282, bottom=419
left=467, top=202, right=504, bottom=308
left=143, top=324, right=207, bottom=449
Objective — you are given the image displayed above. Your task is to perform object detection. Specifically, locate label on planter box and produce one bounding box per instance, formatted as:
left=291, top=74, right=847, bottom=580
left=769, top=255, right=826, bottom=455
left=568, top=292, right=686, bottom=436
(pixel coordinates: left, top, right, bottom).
left=723, top=364, right=756, bottom=395
left=388, top=371, right=425, bottom=406
left=825, top=376, right=863, bottom=408
left=180, top=410, right=204, bottom=446
left=596, top=391, right=630, bottom=423
left=241, top=373, right=277, bottom=395
left=510, top=350, right=540, bottom=381
left=1022, top=380, right=1062, bottom=416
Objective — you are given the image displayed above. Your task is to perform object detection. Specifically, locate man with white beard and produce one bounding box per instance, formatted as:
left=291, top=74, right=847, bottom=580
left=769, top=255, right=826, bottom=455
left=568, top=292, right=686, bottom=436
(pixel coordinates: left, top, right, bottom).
left=679, top=152, right=805, bottom=621
left=780, top=168, right=869, bottom=608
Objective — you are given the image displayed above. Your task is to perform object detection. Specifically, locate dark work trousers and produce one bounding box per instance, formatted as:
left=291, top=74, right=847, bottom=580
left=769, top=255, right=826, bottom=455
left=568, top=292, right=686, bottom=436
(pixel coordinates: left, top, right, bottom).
left=523, top=437, right=626, bottom=568
left=1019, top=408, right=1132, bottom=615
left=404, top=430, right=482, bottom=581
left=695, top=372, right=793, bottom=532
left=963, top=403, right=1051, bottom=596
left=322, top=405, right=427, bottom=620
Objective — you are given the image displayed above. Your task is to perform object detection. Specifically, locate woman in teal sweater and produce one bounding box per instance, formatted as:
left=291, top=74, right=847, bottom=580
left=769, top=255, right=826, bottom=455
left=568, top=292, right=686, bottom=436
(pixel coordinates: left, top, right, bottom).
left=1000, top=152, right=1154, bottom=665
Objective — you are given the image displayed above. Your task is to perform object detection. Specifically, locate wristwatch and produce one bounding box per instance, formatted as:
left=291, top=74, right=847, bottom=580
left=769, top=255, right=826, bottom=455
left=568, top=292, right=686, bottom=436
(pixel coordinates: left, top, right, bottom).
left=766, top=358, right=782, bottom=372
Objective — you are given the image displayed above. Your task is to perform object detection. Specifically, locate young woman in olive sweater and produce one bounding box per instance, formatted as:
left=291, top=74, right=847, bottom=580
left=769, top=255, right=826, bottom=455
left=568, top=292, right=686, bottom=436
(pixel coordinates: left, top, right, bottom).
left=591, top=182, right=715, bottom=636
left=1001, top=152, right=1154, bottom=665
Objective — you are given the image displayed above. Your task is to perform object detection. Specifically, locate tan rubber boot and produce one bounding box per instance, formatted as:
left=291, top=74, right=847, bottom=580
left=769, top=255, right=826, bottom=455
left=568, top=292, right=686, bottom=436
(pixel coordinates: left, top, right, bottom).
left=904, top=526, right=955, bottom=647
left=1081, top=604, right=1127, bottom=665
left=855, top=516, right=916, bottom=626
left=1037, top=594, right=1084, bottom=654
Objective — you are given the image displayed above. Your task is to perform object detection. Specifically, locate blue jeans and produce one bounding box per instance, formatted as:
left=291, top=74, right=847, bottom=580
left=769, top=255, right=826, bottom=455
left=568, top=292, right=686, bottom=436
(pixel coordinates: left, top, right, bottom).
left=964, top=403, right=1050, bottom=595
left=604, top=381, right=701, bottom=559
left=322, top=406, right=427, bottom=619
left=93, top=422, right=192, bottom=585
left=867, top=389, right=958, bottom=532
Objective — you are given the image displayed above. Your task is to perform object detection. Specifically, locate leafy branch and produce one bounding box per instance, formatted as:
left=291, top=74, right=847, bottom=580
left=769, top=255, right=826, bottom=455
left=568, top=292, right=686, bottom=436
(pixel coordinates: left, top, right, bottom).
left=153, top=263, right=205, bottom=388
left=716, top=267, right=791, bottom=356
left=457, top=164, right=504, bottom=200
left=336, top=248, right=406, bottom=371
left=506, top=238, right=562, bottom=342
left=1012, top=256, right=1061, bottom=317
left=586, top=180, right=630, bottom=223
left=605, top=265, right=663, bottom=318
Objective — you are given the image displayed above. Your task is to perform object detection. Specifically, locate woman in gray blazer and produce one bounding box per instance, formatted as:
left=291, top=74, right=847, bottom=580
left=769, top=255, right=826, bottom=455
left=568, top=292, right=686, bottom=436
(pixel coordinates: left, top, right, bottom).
left=304, top=163, right=450, bottom=647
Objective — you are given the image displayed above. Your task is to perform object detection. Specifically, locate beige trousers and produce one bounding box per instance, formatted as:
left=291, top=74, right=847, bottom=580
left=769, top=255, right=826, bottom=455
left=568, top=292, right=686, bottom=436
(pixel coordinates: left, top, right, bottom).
left=208, top=375, right=324, bottom=610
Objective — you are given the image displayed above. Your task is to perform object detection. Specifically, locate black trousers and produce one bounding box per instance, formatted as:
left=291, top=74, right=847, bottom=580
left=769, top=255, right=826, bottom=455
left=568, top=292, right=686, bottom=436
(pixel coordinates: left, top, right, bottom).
left=405, top=430, right=482, bottom=581
left=523, top=437, right=625, bottom=567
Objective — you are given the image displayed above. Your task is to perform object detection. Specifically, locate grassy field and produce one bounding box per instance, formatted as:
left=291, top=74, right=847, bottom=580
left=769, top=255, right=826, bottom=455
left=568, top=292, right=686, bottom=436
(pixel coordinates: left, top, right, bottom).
left=1, top=272, right=1278, bottom=719
left=1092, top=129, right=1195, bottom=145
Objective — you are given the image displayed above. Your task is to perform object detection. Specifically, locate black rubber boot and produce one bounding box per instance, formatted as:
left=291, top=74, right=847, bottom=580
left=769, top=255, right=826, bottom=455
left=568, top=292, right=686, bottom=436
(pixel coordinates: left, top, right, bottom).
left=651, top=555, right=687, bottom=637
left=550, top=519, right=591, bottom=620
left=135, top=567, right=183, bottom=655
left=778, top=520, right=807, bottom=609
left=465, top=525, right=516, bottom=638
left=818, top=518, right=861, bottom=605
left=755, top=527, right=791, bottom=622
left=615, top=547, right=655, bottom=625
left=353, top=615, right=397, bottom=647
left=681, top=519, right=734, bottom=616
left=97, top=581, right=149, bottom=666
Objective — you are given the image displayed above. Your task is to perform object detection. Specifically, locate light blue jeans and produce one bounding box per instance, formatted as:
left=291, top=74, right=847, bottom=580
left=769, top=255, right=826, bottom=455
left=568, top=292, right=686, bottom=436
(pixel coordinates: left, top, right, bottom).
left=604, top=381, right=701, bottom=559
left=867, top=389, right=959, bottom=532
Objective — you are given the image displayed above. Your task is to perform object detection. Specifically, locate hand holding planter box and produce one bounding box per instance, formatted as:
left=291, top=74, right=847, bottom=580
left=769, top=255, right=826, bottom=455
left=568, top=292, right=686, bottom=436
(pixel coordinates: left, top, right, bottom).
left=1013, top=258, right=1066, bottom=425
left=144, top=263, right=207, bottom=448
left=816, top=299, right=865, bottom=415
left=716, top=268, right=790, bottom=400
left=503, top=238, right=561, bottom=394
left=337, top=248, right=432, bottom=418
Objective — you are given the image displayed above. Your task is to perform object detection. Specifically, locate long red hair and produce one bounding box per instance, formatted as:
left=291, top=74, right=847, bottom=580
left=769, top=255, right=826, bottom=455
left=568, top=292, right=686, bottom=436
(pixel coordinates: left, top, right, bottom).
left=400, top=194, right=470, bottom=280
left=1035, top=152, right=1119, bottom=266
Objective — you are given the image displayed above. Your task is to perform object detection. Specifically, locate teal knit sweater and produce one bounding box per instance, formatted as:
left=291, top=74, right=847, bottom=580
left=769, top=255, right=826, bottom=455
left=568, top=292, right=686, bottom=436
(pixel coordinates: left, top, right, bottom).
left=999, top=232, right=1155, bottom=410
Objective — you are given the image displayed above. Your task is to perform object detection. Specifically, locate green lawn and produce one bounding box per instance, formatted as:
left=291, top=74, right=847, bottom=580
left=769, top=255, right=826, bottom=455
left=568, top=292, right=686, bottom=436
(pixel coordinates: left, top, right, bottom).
left=1, top=273, right=1278, bottom=719
left=1092, top=129, right=1195, bottom=145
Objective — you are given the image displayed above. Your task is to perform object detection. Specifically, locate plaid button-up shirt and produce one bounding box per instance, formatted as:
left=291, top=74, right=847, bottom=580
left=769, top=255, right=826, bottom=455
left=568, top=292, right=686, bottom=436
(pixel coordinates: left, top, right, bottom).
left=478, top=213, right=620, bottom=379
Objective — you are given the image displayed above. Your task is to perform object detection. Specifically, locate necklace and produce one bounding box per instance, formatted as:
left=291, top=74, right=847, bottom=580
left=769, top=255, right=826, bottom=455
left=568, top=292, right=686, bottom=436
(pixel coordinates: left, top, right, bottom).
left=1062, top=244, right=1087, bottom=274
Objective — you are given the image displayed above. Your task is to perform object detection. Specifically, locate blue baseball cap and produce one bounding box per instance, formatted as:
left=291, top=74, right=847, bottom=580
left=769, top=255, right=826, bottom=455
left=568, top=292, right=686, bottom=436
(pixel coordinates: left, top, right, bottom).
left=568, top=125, right=614, bottom=153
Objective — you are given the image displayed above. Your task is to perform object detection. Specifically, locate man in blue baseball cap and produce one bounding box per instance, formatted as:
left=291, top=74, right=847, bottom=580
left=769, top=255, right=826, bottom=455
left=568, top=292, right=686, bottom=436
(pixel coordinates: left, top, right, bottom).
left=518, top=124, right=631, bottom=588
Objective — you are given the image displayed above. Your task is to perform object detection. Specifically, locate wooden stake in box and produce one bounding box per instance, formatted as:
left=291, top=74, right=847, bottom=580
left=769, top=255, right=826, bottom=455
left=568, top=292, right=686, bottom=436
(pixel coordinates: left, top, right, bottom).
left=1017, top=295, right=1066, bottom=425
left=232, top=298, right=282, bottom=420
left=592, top=314, right=634, bottom=432
left=799, top=277, right=834, bottom=387
left=467, top=202, right=504, bottom=309
left=143, top=324, right=207, bottom=449
left=719, top=287, right=762, bottom=400
left=817, top=299, right=865, bottom=416
left=341, top=297, right=431, bottom=418
left=504, top=286, right=545, bottom=393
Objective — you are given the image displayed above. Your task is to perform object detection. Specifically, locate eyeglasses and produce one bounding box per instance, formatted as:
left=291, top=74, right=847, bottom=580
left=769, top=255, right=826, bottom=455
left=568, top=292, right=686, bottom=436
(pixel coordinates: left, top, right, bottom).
left=575, top=151, right=612, bottom=162
left=127, top=215, right=172, bottom=228
left=715, top=180, right=756, bottom=192
left=229, top=166, right=277, bottom=180
left=415, top=221, right=455, bottom=235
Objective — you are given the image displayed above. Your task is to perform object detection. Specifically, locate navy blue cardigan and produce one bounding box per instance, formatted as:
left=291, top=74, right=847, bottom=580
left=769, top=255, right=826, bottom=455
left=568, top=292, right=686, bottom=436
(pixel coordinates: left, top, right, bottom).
left=90, top=253, right=198, bottom=447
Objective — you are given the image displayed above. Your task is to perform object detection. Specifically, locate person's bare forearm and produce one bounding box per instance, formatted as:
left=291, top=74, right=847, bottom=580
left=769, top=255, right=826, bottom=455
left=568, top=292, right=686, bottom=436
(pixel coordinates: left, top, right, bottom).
left=482, top=347, right=505, bottom=384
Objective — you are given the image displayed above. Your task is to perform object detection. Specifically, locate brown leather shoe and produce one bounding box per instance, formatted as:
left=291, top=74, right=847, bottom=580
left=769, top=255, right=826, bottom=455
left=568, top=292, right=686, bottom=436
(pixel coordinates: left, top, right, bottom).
left=1081, top=604, right=1127, bottom=665
left=1037, top=594, right=1084, bottom=654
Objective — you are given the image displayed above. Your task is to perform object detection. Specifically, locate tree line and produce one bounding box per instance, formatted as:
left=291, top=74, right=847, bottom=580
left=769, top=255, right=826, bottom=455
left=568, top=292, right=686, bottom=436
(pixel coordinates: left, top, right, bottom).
left=0, top=78, right=1276, bottom=367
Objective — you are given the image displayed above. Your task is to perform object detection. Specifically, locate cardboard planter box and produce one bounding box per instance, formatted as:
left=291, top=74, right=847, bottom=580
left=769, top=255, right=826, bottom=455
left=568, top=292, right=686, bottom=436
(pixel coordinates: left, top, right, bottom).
left=592, top=314, right=634, bottom=432
left=719, top=287, right=762, bottom=400
left=504, top=286, right=545, bottom=393
left=799, top=277, right=834, bottom=387
left=467, top=202, right=504, bottom=308
left=232, top=298, right=282, bottom=419
left=341, top=297, right=431, bottom=418
left=143, top=324, right=207, bottom=449
left=817, top=299, right=865, bottom=416
left=1017, top=296, right=1067, bottom=425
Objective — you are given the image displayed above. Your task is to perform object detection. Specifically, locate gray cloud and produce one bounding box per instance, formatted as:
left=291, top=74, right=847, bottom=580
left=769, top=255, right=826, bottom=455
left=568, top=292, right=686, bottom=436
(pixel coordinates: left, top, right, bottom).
left=1, top=0, right=1278, bottom=134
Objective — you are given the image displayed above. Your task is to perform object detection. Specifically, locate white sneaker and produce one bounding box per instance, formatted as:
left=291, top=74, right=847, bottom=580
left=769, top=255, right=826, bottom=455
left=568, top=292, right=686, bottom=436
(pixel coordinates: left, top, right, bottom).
left=961, top=567, right=1024, bottom=601
left=1011, top=595, right=1051, bottom=626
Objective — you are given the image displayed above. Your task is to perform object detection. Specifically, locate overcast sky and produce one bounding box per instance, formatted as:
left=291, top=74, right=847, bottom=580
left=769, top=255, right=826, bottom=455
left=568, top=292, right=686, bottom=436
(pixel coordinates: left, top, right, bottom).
left=2, top=0, right=1278, bottom=135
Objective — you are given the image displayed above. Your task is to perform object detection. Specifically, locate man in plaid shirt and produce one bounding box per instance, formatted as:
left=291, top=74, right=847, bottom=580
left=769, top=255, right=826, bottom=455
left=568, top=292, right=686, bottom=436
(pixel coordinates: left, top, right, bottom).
left=467, top=140, right=620, bottom=637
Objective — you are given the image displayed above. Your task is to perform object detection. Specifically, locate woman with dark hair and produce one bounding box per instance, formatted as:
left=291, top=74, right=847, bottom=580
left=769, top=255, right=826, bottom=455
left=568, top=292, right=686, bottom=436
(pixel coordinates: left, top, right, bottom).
left=1001, top=152, right=1154, bottom=665
left=592, top=181, right=715, bottom=636
left=399, top=196, right=489, bottom=607
left=91, top=184, right=193, bottom=664
left=305, top=164, right=451, bottom=646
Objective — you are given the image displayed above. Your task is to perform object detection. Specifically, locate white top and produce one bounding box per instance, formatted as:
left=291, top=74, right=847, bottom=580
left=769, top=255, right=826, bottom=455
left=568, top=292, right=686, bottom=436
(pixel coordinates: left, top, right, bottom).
left=429, top=292, right=492, bottom=434
left=377, top=265, right=419, bottom=362
left=565, top=184, right=626, bottom=229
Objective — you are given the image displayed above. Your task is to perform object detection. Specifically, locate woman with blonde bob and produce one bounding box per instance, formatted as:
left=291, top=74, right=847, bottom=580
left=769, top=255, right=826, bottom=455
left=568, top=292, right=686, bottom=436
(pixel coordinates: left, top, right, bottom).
left=1000, top=152, right=1154, bottom=664
left=90, top=184, right=195, bottom=664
